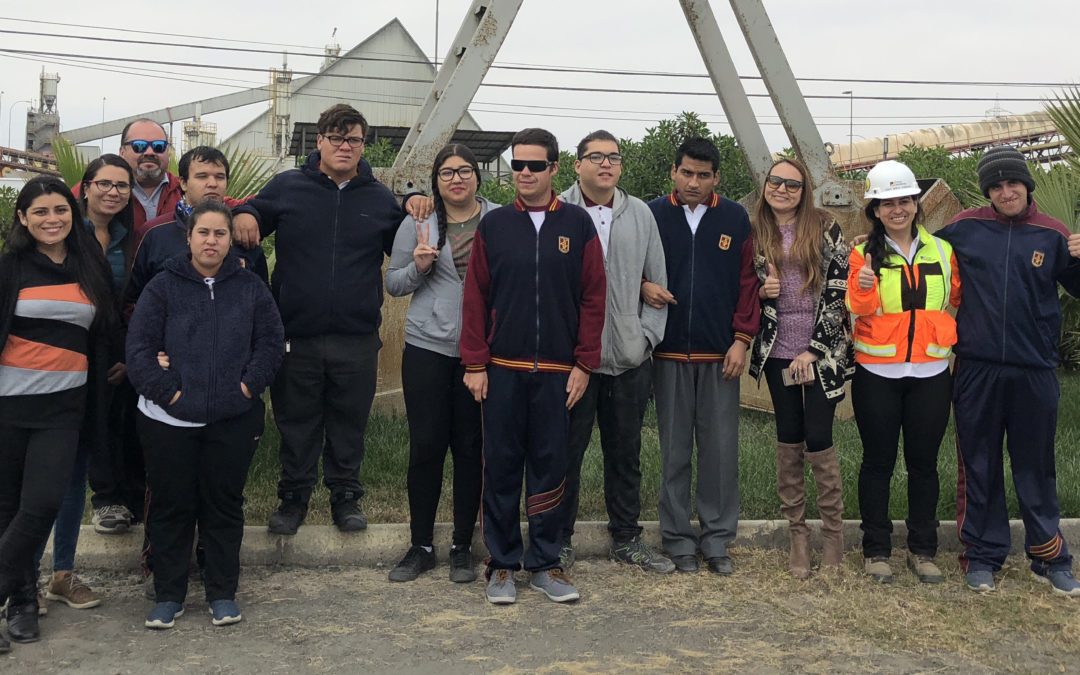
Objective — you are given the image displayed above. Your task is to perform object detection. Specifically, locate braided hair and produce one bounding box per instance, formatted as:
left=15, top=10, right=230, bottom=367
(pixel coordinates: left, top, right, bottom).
left=430, top=144, right=482, bottom=251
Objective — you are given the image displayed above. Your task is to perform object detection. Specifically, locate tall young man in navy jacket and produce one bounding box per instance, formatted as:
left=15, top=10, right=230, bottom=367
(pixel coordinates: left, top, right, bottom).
left=939, top=146, right=1080, bottom=596
left=645, top=137, right=760, bottom=576
left=460, top=128, right=606, bottom=605
left=232, top=104, right=428, bottom=535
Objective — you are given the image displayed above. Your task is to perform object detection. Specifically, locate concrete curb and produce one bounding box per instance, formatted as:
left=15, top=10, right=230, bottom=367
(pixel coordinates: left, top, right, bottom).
left=55, top=519, right=1080, bottom=571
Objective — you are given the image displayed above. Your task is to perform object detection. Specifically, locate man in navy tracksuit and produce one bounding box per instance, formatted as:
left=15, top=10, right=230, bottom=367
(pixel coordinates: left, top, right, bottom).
left=939, top=146, right=1080, bottom=595
left=461, top=128, right=606, bottom=605
left=643, top=137, right=760, bottom=576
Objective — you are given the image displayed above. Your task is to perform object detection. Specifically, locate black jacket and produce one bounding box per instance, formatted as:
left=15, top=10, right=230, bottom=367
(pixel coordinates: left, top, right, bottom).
left=126, top=253, right=284, bottom=425
left=235, top=152, right=403, bottom=338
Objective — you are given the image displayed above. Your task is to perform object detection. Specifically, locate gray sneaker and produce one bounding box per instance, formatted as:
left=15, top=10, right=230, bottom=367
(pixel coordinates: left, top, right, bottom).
left=92, top=505, right=133, bottom=534
left=530, top=569, right=580, bottom=603
left=610, top=536, right=676, bottom=574
left=486, top=569, right=516, bottom=604
left=558, top=544, right=575, bottom=571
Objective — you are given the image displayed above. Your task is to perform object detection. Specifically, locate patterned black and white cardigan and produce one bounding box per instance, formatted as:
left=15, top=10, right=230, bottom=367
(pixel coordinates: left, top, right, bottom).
left=748, top=218, right=855, bottom=401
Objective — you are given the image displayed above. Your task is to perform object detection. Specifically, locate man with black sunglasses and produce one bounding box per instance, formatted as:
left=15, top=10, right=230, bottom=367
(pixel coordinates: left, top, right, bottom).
left=645, top=137, right=760, bottom=576
left=555, top=130, right=673, bottom=575
left=232, top=104, right=429, bottom=537
left=460, top=127, right=606, bottom=605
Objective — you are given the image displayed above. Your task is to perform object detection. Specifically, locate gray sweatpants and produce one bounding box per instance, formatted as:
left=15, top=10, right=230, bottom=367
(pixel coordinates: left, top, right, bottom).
left=653, top=360, right=740, bottom=558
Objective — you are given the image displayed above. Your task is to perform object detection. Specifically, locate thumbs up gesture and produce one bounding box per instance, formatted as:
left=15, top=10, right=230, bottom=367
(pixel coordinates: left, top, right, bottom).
left=760, top=262, right=780, bottom=299
left=1069, top=232, right=1080, bottom=259
left=857, top=253, right=876, bottom=290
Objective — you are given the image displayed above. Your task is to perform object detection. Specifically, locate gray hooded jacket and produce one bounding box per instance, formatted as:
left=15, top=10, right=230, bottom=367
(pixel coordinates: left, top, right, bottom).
left=559, top=182, right=667, bottom=375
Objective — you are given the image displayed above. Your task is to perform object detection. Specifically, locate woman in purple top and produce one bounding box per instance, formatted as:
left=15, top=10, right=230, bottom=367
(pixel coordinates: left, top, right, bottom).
left=748, top=158, right=853, bottom=579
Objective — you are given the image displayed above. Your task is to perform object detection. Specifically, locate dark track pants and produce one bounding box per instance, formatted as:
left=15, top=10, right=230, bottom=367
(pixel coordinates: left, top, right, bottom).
left=401, top=344, right=482, bottom=548
left=481, top=367, right=570, bottom=572
left=562, top=361, right=651, bottom=545
left=272, top=333, right=380, bottom=505
left=138, top=402, right=262, bottom=604
left=954, top=360, right=1072, bottom=573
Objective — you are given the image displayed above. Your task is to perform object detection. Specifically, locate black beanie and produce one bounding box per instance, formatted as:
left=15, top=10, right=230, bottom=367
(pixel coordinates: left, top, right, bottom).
left=977, top=146, right=1035, bottom=197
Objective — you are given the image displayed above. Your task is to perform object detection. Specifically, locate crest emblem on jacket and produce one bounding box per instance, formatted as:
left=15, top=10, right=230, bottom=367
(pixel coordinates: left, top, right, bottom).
left=718, top=234, right=731, bottom=250
left=1032, top=250, right=1044, bottom=268
left=558, top=236, right=570, bottom=254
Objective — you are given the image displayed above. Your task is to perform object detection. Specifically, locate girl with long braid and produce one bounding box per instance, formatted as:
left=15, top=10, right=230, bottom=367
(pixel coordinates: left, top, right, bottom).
left=385, top=144, right=500, bottom=583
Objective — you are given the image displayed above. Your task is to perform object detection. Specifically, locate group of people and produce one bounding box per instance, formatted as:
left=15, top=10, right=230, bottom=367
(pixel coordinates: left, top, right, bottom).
left=1, top=100, right=1078, bottom=650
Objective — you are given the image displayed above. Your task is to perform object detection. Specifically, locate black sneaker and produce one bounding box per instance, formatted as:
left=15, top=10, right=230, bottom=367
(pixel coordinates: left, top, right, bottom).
left=610, top=536, right=676, bottom=574
left=449, top=546, right=477, bottom=583
left=268, top=501, right=308, bottom=535
left=6, top=600, right=40, bottom=643
left=388, top=546, right=437, bottom=582
left=331, top=499, right=368, bottom=532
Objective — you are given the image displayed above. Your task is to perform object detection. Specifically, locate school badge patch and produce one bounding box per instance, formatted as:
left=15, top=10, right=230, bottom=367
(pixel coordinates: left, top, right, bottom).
left=718, top=234, right=731, bottom=250
left=558, top=236, right=570, bottom=253
left=1032, top=250, right=1044, bottom=267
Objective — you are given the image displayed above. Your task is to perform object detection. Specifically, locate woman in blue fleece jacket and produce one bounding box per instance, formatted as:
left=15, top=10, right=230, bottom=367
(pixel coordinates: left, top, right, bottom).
left=126, top=201, right=284, bottom=630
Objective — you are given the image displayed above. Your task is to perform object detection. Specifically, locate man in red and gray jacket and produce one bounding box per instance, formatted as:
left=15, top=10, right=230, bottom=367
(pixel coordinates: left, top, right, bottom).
left=460, top=127, right=606, bottom=606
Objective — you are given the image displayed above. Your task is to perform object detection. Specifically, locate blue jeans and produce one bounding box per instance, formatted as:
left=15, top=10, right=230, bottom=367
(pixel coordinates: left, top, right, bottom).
left=33, top=442, right=90, bottom=574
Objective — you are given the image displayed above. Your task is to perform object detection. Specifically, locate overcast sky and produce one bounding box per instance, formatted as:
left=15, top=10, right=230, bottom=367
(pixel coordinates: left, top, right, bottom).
left=1, top=0, right=1077, bottom=156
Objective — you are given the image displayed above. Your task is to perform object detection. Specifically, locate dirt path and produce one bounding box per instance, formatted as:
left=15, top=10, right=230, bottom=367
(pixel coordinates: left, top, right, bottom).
left=5, top=551, right=1078, bottom=674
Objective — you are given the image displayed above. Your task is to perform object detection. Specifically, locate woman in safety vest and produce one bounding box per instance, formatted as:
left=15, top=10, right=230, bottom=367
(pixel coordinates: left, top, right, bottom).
left=847, top=160, right=961, bottom=585
left=749, top=157, right=854, bottom=580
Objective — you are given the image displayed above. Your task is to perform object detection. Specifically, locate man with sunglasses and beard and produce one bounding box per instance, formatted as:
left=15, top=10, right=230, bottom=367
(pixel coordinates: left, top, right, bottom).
left=114, top=119, right=182, bottom=231
left=460, top=127, right=606, bottom=605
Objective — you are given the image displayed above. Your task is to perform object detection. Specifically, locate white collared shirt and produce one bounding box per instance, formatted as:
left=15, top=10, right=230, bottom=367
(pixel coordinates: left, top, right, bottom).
left=682, top=203, right=708, bottom=235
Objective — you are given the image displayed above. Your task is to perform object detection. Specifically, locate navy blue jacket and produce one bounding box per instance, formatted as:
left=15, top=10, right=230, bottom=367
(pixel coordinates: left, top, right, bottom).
left=126, top=253, right=284, bottom=424
left=460, top=193, right=606, bottom=373
left=235, top=152, right=402, bottom=338
left=938, top=201, right=1080, bottom=369
left=125, top=210, right=268, bottom=320
left=649, top=192, right=760, bottom=362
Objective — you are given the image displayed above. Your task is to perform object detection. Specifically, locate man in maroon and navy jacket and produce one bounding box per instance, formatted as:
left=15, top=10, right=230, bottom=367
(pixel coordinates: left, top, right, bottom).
left=460, top=127, right=606, bottom=606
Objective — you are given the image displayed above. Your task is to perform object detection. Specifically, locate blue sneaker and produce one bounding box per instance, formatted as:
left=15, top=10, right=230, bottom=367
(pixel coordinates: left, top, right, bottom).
left=486, top=569, right=517, bottom=605
left=209, top=599, right=243, bottom=625
left=145, top=601, right=184, bottom=629
left=965, top=570, right=995, bottom=593
left=1033, top=569, right=1080, bottom=597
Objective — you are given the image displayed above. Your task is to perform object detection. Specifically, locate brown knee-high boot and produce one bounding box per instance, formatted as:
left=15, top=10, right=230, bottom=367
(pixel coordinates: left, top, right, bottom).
left=807, top=446, right=845, bottom=569
left=776, top=442, right=810, bottom=580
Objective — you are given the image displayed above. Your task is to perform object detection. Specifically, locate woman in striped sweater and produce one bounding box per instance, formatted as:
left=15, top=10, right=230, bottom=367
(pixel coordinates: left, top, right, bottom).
left=0, top=177, right=115, bottom=651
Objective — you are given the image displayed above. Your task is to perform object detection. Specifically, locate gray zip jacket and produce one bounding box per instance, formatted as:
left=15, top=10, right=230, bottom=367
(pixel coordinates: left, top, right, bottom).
left=559, top=182, right=668, bottom=375
left=386, top=197, right=500, bottom=358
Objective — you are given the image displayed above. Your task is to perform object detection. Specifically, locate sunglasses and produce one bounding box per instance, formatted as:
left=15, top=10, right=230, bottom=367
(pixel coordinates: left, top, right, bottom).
left=511, top=159, right=552, bottom=173
left=765, top=175, right=804, bottom=191
left=126, top=139, right=169, bottom=154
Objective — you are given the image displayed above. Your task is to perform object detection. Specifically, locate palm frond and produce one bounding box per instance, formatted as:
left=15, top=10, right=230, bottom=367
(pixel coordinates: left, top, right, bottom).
left=220, top=145, right=276, bottom=199
left=50, top=136, right=89, bottom=188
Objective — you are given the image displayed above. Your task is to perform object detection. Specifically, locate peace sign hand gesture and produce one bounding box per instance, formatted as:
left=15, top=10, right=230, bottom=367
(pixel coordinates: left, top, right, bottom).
left=413, top=219, right=440, bottom=274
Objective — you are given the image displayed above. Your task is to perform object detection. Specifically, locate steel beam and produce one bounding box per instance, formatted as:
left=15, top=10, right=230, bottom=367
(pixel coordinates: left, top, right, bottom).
left=727, top=0, right=846, bottom=203
left=390, top=0, right=523, bottom=195
left=59, top=78, right=312, bottom=146
left=678, top=0, right=774, bottom=188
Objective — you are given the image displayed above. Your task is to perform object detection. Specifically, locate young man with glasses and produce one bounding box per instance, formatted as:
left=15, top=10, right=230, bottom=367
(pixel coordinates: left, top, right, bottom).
left=644, top=137, right=760, bottom=576
left=556, top=130, right=673, bottom=574
left=460, top=127, right=606, bottom=604
left=232, top=104, right=428, bottom=535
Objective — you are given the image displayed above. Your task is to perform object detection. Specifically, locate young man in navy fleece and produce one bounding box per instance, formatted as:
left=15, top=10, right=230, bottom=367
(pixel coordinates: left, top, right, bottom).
left=460, top=127, right=606, bottom=605
left=643, top=136, right=760, bottom=576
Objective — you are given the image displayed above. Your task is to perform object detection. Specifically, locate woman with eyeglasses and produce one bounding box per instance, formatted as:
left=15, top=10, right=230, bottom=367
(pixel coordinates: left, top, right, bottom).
left=385, top=144, right=499, bottom=584
left=0, top=177, right=116, bottom=650
left=847, top=160, right=960, bottom=585
left=25, top=156, right=137, bottom=616
left=748, top=157, right=853, bottom=579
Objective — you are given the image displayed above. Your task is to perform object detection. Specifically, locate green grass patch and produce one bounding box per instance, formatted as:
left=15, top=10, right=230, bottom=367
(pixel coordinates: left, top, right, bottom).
left=240, top=370, right=1080, bottom=525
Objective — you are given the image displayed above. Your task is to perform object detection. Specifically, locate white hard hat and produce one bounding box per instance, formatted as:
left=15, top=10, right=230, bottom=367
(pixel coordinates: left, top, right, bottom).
left=864, top=160, right=921, bottom=200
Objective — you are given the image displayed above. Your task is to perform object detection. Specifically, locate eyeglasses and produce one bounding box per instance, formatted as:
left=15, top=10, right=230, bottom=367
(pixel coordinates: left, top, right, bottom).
left=765, top=175, right=804, bottom=191
left=321, top=134, right=365, bottom=148
left=437, top=166, right=475, bottom=182
left=580, top=152, right=623, bottom=166
left=90, top=180, right=132, bottom=195
left=126, top=139, right=169, bottom=154
left=511, top=159, right=552, bottom=173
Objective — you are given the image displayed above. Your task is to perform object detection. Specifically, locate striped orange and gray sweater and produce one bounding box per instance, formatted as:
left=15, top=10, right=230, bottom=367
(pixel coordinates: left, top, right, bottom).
left=0, top=251, right=96, bottom=429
